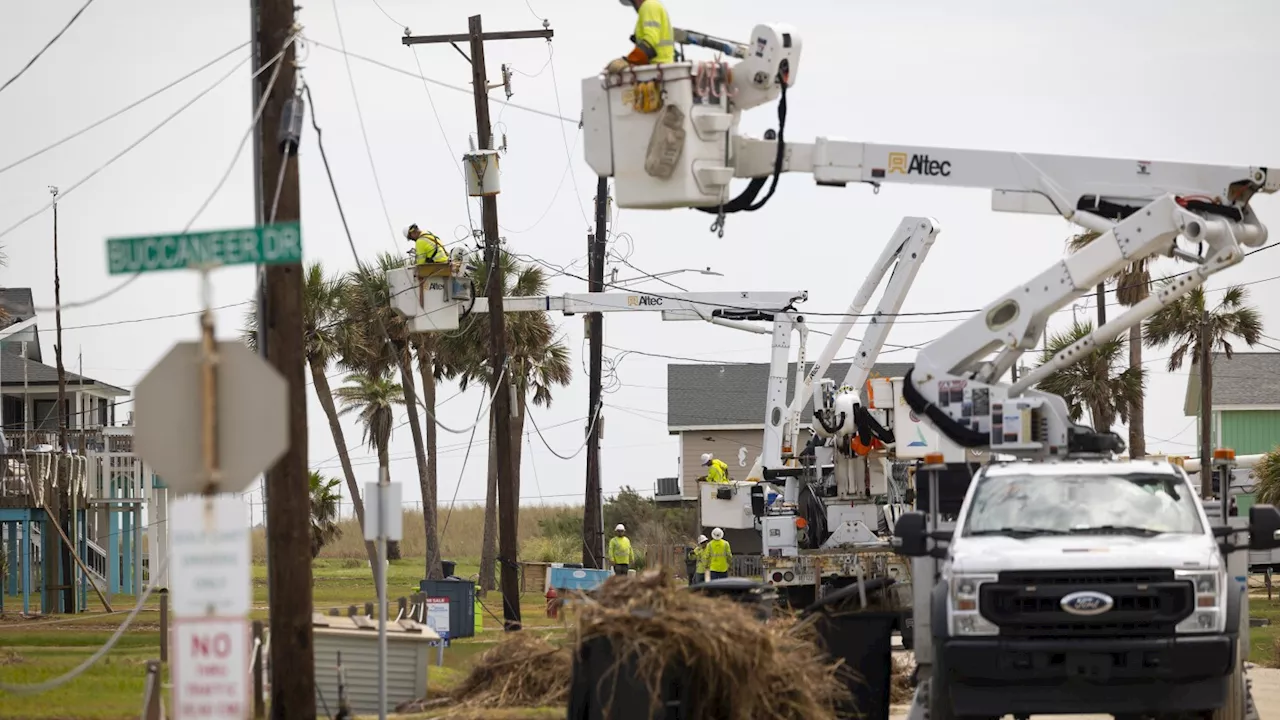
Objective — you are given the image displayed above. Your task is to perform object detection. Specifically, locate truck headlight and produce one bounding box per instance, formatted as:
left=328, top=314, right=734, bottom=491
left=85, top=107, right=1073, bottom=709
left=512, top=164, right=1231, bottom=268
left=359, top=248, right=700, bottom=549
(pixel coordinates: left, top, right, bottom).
left=1175, top=570, right=1226, bottom=634
left=949, top=574, right=998, bottom=636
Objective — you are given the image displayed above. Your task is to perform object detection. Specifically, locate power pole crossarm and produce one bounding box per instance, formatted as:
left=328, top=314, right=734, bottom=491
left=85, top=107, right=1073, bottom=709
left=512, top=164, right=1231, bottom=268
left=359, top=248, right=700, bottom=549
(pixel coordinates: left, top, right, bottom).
left=467, top=291, right=802, bottom=316
left=402, top=28, right=553, bottom=45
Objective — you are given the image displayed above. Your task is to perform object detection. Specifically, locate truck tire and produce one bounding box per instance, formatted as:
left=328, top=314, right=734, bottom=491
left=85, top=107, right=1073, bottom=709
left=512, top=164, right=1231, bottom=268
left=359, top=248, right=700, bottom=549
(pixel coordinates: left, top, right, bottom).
left=1211, top=640, right=1246, bottom=720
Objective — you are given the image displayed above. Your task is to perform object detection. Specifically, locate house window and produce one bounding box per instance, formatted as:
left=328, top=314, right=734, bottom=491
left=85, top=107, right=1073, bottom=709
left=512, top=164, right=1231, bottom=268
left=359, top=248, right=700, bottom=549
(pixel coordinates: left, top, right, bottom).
left=32, top=399, right=70, bottom=431
left=1, top=396, right=22, bottom=431
left=98, top=398, right=109, bottom=426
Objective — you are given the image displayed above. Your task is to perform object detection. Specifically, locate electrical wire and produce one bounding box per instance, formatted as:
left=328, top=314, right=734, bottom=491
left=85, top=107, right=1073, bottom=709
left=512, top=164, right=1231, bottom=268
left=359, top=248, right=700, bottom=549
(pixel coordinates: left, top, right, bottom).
left=0, top=0, right=97, bottom=97
left=438, top=374, right=500, bottom=538
left=0, top=42, right=250, bottom=178
left=17, top=37, right=294, bottom=317
left=0, top=43, right=268, bottom=247
left=305, top=37, right=576, bottom=124
left=0, top=557, right=168, bottom=695
left=330, top=0, right=398, bottom=249
left=526, top=402, right=600, bottom=460
left=544, top=43, right=591, bottom=227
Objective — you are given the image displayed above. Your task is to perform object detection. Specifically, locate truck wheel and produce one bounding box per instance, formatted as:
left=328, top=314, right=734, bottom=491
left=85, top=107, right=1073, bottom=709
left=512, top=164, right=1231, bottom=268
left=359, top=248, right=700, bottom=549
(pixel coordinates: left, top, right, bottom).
left=1211, top=646, right=1246, bottom=720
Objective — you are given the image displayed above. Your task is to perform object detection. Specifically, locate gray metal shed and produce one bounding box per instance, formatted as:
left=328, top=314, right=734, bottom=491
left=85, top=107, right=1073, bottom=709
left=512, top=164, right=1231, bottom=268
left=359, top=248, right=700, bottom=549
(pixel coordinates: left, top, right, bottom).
left=311, top=612, right=442, bottom=715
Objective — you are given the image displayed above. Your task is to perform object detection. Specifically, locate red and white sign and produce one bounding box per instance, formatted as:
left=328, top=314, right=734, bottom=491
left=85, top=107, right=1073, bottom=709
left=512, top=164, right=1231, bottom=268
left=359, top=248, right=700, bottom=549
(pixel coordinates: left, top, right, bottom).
left=172, top=618, right=250, bottom=720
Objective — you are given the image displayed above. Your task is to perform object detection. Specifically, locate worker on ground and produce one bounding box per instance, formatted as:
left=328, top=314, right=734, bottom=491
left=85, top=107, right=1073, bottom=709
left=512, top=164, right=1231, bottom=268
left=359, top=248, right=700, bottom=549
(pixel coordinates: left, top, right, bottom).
left=705, top=527, right=732, bottom=580
left=608, top=524, right=634, bottom=576
left=404, top=224, right=448, bottom=265
left=699, top=452, right=730, bottom=484
left=684, top=534, right=708, bottom=586
left=604, top=0, right=674, bottom=75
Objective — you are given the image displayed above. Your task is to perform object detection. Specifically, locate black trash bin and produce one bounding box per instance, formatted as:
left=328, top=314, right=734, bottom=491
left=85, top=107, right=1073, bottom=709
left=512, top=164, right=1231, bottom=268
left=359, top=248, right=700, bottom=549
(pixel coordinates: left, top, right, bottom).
left=440, top=560, right=457, bottom=578
left=688, top=578, right=777, bottom=621
left=812, top=611, right=896, bottom=720
left=567, top=635, right=697, bottom=720
left=418, top=578, right=476, bottom=639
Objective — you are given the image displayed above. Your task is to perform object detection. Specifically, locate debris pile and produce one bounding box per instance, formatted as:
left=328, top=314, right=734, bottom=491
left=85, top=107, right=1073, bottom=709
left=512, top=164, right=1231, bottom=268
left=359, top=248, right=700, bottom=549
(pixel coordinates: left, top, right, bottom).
left=447, top=570, right=853, bottom=718
left=448, top=632, right=572, bottom=709
left=890, top=652, right=916, bottom=704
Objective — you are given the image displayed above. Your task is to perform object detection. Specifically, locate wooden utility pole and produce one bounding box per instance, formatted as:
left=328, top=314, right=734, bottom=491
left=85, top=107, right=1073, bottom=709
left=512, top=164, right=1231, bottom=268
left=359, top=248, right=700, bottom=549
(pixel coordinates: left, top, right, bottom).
left=50, top=185, right=73, bottom=612
left=403, top=14, right=553, bottom=633
left=258, top=0, right=315, bottom=715
left=1199, top=309, right=1213, bottom=498
left=583, top=180, right=607, bottom=569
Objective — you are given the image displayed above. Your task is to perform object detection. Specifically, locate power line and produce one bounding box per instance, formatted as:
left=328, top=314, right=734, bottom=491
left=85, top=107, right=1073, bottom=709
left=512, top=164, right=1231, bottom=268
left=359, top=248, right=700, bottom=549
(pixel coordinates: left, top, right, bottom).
left=0, top=42, right=250, bottom=178
left=330, top=0, right=397, bottom=249
left=304, top=37, right=577, bottom=124
left=0, top=0, right=97, bottom=97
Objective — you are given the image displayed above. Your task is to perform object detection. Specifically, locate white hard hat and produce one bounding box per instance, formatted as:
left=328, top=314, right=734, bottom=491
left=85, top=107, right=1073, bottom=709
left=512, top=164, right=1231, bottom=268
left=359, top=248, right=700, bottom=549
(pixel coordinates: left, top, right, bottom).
left=697, top=534, right=708, bottom=544
left=711, top=527, right=724, bottom=540
left=700, top=453, right=713, bottom=465
left=403, top=224, right=420, bottom=239
left=615, top=524, right=626, bottom=532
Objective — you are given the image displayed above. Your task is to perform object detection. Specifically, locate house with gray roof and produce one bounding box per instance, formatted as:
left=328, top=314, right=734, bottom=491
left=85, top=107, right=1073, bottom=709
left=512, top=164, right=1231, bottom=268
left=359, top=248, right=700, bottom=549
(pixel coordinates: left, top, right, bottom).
left=661, top=361, right=915, bottom=500
left=1, top=288, right=130, bottom=450
left=1184, top=351, right=1280, bottom=456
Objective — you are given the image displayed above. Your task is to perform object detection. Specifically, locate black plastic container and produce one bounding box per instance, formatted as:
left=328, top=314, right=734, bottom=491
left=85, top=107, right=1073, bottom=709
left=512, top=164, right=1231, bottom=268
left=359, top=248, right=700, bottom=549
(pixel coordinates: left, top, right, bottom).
left=417, top=578, right=476, bottom=639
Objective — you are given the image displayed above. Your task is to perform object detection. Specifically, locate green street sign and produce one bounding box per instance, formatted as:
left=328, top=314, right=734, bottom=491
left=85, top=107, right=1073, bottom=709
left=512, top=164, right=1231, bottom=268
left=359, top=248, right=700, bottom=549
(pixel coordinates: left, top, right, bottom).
left=106, top=221, right=302, bottom=275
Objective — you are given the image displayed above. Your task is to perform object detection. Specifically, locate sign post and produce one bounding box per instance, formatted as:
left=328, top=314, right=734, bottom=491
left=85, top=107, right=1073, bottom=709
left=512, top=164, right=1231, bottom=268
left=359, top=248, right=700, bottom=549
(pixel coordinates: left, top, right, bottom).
left=123, top=224, right=296, bottom=720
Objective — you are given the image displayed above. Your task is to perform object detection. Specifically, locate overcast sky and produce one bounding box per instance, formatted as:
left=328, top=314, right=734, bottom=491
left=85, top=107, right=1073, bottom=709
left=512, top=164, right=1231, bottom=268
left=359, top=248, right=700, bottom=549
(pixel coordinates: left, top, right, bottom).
left=2, top=0, right=1278, bottom=517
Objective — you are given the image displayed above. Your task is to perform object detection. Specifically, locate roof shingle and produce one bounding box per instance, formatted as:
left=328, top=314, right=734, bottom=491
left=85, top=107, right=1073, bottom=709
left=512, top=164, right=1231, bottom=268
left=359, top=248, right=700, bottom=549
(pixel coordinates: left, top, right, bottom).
left=1184, top=352, right=1280, bottom=414
left=0, top=353, right=130, bottom=395
left=666, top=361, right=915, bottom=429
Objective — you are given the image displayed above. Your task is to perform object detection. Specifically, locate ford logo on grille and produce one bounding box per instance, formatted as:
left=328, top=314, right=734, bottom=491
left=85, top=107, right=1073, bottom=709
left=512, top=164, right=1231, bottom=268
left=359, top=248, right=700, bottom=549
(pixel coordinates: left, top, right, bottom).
left=1060, top=590, right=1114, bottom=616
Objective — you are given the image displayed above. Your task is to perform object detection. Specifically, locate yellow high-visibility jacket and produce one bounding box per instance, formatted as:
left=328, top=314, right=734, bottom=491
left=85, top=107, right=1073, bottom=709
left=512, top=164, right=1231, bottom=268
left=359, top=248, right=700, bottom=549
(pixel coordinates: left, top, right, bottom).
left=706, top=459, right=730, bottom=484
left=694, top=544, right=708, bottom=574
left=415, top=236, right=448, bottom=265
left=629, top=0, right=674, bottom=65
left=608, top=535, right=633, bottom=565
left=705, top=538, right=732, bottom=573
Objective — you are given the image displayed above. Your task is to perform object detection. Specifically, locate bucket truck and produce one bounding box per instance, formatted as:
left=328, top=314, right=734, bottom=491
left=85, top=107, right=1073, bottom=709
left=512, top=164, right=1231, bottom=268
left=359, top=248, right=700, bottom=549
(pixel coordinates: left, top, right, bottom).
left=579, top=21, right=1280, bottom=718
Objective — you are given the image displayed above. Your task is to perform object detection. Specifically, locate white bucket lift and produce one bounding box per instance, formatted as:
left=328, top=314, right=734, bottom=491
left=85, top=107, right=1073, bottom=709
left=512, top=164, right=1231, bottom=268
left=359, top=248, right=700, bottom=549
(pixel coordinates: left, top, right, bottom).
left=387, top=251, right=474, bottom=333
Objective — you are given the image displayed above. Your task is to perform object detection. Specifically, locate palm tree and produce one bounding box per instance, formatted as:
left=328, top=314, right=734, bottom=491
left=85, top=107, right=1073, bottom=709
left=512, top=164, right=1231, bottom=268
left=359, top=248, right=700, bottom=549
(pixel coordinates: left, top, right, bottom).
left=343, top=255, right=442, bottom=575
left=242, top=262, right=378, bottom=570
left=333, top=371, right=403, bottom=563
left=1067, top=231, right=1151, bottom=457
left=1252, top=446, right=1280, bottom=507
left=1035, top=319, right=1144, bottom=435
left=1144, top=283, right=1263, bottom=484
left=445, top=253, right=572, bottom=592
left=309, top=471, right=344, bottom=558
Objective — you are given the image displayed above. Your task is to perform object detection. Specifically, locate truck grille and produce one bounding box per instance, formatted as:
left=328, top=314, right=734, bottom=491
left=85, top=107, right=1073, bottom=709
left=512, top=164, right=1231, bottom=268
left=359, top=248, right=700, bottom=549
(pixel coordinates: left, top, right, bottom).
left=979, top=569, right=1192, bottom=639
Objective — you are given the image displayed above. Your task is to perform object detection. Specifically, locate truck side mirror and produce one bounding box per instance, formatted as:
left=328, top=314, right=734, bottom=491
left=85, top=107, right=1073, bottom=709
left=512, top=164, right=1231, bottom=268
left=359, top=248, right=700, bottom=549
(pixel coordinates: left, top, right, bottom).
left=1249, top=504, right=1280, bottom=550
left=891, top=511, right=928, bottom=557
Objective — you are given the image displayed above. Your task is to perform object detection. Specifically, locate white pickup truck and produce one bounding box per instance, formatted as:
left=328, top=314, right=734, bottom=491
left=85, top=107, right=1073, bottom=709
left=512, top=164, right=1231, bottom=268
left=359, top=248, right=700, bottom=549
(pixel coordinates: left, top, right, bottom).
left=892, top=458, right=1280, bottom=719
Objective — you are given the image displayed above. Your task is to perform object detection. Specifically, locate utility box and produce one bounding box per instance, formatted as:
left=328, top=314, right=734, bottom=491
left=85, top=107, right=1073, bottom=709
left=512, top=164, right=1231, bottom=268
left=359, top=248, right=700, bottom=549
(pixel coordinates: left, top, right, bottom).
left=311, top=613, right=440, bottom=716
left=417, top=579, right=477, bottom=640
left=463, top=150, right=501, bottom=196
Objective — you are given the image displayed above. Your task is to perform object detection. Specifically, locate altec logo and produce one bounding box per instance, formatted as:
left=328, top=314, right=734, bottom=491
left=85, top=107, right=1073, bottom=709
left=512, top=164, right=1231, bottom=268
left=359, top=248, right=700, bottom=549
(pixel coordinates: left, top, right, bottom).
left=627, top=295, right=663, bottom=307
left=888, top=152, right=952, bottom=177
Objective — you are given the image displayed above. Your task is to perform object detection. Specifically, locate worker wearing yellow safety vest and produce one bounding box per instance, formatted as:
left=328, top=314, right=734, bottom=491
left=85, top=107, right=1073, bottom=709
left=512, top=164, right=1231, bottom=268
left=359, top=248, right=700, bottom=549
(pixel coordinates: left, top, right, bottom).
left=404, top=224, right=448, bottom=265
left=608, top=524, right=634, bottom=576
left=604, top=0, right=675, bottom=75
left=705, top=527, right=732, bottom=580
left=685, top=534, right=708, bottom=586
left=700, top=453, right=730, bottom=484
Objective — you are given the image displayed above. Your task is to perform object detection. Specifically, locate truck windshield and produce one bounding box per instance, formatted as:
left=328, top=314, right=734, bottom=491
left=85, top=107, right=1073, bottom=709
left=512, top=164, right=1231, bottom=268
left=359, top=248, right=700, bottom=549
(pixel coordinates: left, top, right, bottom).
left=962, top=472, right=1203, bottom=537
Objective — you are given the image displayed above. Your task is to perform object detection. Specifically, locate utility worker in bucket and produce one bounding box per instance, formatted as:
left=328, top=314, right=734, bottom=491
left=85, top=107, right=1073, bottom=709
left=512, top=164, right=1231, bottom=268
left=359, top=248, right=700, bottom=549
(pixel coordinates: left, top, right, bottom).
left=608, top=524, right=634, bottom=576
left=404, top=224, right=448, bottom=265
left=604, top=0, right=675, bottom=75
left=705, top=528, right=732, bottom=580
left=699, top=453, right=730, bottom=484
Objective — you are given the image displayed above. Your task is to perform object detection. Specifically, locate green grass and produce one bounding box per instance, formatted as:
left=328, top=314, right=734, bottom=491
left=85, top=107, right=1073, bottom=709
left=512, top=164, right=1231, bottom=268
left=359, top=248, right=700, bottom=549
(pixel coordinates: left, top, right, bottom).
left=0, top=558, right=565, bottom=719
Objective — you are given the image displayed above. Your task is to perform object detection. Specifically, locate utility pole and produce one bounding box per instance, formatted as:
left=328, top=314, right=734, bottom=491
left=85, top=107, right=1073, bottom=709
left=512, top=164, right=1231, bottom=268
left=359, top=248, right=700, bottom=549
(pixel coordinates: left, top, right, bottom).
left=403, top=14, right=553, bottom=633
left=248, top=0, right=271, bottom=607
left=50, top=185, right=73, bottom=612
left=583, top=180, right=608, bottom=569
left=258, top=0, right=315, bottom=715
left=1198, top=308, right=1213, bottom=499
